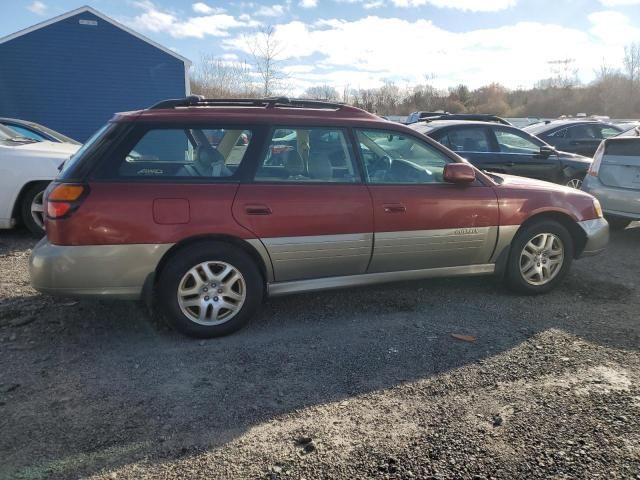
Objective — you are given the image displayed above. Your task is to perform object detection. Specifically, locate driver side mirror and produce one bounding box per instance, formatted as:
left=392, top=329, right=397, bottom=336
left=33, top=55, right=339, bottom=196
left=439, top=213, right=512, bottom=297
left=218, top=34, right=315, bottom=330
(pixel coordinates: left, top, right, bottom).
left=538, top=145, right=554, bottom=158
left=443, top=163, right=475, bottom=184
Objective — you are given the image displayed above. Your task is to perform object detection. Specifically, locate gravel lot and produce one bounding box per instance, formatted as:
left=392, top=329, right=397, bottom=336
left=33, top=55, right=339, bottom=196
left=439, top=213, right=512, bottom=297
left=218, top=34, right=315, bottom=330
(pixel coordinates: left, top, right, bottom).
left=1, top=225, right=639, bottom=480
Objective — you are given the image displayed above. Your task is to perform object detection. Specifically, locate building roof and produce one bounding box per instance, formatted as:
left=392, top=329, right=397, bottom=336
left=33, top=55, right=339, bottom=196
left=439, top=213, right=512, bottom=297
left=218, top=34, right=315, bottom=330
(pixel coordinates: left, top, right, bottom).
left=0, top=5, right=191, bottom=66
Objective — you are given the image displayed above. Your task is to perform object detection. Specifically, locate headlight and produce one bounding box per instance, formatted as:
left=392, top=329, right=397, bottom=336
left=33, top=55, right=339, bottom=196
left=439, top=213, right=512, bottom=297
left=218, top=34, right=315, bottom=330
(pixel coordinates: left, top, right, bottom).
left=593, top=198, right=603, bottom=218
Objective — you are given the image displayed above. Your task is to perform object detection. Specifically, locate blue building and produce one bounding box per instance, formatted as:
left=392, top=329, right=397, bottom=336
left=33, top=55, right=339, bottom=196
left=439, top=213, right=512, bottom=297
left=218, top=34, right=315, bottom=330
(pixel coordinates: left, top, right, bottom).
left=0, top=6, right=191, bottom=142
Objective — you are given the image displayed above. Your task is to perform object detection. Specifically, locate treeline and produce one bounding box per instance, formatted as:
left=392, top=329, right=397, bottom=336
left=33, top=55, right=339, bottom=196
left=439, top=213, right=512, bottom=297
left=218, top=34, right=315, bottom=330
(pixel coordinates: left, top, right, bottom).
left=191, top=42, right=640, bottom=118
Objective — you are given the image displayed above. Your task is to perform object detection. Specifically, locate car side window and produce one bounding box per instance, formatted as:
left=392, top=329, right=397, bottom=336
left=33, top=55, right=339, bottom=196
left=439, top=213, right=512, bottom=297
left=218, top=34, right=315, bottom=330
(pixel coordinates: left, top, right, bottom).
left=568, top=125, right=596, bottom=139
left=494, top=128, right=541, bottom=154
left=356, top=129, right=451, bottom=184
left=438, top=127, right=491, bottom=153
left=107, top=127, right=252, bottom=179
left=548, top=128, right=567, bottom=139
left=598, top=126, right=620, bottom=138
left=254, top=127, right=358, bottom=183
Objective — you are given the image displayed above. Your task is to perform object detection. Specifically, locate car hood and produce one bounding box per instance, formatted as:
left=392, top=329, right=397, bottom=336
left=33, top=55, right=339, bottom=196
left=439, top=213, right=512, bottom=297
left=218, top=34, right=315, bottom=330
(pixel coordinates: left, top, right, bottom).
left=493, top=173, right=592, bottom=196
left=13, top=140, right=80, bottom=157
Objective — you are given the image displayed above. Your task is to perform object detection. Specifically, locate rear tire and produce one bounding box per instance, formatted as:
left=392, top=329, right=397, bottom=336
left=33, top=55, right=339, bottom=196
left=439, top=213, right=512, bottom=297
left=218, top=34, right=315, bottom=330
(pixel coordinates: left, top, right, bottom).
left=606, top=216, right=631, bottom=231
left=505, top=220, right=574, bottom=295
left=20, top=183, right=47, bottom=237
left=156, top=242, right=264, bottom=338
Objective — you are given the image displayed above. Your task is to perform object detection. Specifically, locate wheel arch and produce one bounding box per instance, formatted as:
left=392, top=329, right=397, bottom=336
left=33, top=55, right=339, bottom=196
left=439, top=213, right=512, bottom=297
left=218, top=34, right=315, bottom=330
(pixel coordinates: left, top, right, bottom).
left=495, top=210, right=588, bottom=278
left=153, top=234, right=272, bottom=287
left=516, top=211, right=587, bottom=258
left=11, top=180, right=51, bottom=226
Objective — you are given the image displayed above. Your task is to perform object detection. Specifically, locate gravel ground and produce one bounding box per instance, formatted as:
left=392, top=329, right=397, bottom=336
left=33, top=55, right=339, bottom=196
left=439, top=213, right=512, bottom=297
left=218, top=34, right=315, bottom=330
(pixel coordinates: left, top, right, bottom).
left=0, top=225, right=639, bottom=480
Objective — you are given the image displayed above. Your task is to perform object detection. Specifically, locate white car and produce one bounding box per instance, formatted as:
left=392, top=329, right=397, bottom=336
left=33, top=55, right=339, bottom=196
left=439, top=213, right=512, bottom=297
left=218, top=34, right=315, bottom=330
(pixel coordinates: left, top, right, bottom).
left=0, top=125, right=79, bottom=235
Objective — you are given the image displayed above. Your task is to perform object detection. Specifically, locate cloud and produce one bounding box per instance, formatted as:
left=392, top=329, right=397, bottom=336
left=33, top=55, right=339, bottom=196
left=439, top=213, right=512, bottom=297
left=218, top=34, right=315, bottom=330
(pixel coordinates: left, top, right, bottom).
left=364, top=1, right=384, bottom=8
left=299, top=0, right=318, bottom=6
left=130, top=1, right=259, bottom=38
left=192, top=2, right=225, bottom=14
left=27, top=1, right=47, bottom=15
left=390, top=0, right=516, bottom=11
left=223, top=13, right=640, bottom=90
left=256, top=4, right=287, bottom=16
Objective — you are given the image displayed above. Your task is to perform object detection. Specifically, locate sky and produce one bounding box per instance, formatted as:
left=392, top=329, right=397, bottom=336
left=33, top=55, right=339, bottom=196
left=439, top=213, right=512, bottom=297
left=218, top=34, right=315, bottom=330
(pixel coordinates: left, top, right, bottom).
left=2, top=0, right=640, bottom=94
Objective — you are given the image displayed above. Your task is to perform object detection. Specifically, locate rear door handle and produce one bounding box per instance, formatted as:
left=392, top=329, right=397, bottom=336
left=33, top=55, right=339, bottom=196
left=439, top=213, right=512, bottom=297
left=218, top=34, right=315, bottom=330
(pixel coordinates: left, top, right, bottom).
left=383, top=204, right=406, bottom=214
left=245, top=204, right=272, bottom=215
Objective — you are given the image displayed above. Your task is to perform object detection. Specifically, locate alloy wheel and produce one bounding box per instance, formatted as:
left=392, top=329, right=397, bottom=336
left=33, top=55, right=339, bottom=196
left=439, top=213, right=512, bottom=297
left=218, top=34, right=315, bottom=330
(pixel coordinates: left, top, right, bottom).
left=519, top=233, right=564, bottom=286
left=30, top=191, right=45, bottom=230
left=566, top=178, right=583, bottom=189
left=177, top=261, right=246, bottom=326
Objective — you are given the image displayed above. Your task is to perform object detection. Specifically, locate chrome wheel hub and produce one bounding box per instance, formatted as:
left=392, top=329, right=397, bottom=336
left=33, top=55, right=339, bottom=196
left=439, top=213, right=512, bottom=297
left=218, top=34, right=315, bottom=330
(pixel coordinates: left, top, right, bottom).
left=177, top=261, right=246, bottom=326
left=566, top=178, right=583, bottom=189
left=519, top=233, right=564, bottom=286
left=30, top=191, right=45, bottom=230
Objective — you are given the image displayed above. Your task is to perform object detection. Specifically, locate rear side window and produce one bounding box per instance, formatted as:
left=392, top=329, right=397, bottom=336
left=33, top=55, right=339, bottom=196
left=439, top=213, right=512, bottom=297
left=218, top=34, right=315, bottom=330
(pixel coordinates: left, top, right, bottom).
left=254, top=127, right=358, bottom=183
left=100, top=127, right=252, bottom=179
left=438, top=127, right=491, bottom=153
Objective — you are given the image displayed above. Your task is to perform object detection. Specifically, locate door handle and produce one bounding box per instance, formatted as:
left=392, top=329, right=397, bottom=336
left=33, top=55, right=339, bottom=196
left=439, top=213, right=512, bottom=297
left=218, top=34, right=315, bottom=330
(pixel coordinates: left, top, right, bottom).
left=383, top=204, right=406, bottom=213
left=245, top=205, right=272, bottom=215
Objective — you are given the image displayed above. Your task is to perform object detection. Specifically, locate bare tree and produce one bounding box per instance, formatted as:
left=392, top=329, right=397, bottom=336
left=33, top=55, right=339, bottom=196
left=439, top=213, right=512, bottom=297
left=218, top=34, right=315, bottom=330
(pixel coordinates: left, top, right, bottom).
left=247, top=26, right=287, bottom=97
left=624, top=42, right=640, bottom=86
left=301, top=85, right=340, bottom=101
left=190, top=54, right=256, bottom=98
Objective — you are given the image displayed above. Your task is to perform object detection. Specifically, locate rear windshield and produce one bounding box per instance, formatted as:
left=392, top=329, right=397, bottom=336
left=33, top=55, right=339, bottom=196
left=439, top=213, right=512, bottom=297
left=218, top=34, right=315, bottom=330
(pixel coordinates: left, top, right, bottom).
left=605, top=138, right=640, bottom=157
left=60, top=124, right=111, bottom=174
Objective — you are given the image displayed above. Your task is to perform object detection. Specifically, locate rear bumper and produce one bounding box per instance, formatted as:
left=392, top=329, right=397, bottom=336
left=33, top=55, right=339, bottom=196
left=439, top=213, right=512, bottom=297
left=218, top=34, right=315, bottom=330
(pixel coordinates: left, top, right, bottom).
left=577, top=218, right=609, bottom=257
left=29, top=238, right=172, bottom=299
left=582, top=176, right=640, bottom=219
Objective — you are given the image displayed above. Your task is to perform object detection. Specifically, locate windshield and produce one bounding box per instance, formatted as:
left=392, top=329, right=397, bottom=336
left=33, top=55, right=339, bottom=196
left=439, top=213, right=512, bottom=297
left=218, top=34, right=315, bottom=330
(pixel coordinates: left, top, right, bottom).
left=619, top=126, right=640, bottom=137
left=60, top=124, right=110, bottom=173
left=408, top=123, right=436, bottom=134
left=0, top=124, right=38, bottom=144
left=28, top=122, right=80, bottom=145
left=522, top=122, right=555, bottom=135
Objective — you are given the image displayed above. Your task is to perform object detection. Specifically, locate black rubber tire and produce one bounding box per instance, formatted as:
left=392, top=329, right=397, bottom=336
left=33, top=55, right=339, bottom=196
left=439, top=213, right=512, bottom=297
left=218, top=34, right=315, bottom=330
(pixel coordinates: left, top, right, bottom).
left=20, top=183, right=47, bottom=237
left=505, top=220, right=574, bottom=295
left=156, top=242, right=264, bottom=338
left=606, top=216, right=631, bottom=231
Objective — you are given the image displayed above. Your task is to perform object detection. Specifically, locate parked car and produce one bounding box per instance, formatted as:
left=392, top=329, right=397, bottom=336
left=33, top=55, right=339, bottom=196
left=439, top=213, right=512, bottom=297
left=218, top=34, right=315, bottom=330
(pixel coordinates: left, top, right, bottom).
left=30, top=97, right=608, bottom=338
left=581, top=134, right=640, bottom=230
left=523, top=120, right=623, bottom=157
left=0, top=118, right=80, bottom=145
left=0, top=125, right=80, bottom=235
left=410, top=120, right=592, bottom=188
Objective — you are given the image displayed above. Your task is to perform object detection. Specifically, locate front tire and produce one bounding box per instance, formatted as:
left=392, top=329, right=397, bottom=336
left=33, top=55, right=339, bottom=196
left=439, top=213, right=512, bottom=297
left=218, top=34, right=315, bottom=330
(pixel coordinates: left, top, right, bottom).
left=20, top=183, right=47, bottom=236
left=156, top=242, right=264, bottom=338
left=506, top=220, right=574, bottom=294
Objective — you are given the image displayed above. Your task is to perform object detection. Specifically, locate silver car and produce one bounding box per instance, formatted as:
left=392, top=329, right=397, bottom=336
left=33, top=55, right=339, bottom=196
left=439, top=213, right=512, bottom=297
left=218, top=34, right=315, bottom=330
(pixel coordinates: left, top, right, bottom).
left=582, top=129, right=640, bottom=230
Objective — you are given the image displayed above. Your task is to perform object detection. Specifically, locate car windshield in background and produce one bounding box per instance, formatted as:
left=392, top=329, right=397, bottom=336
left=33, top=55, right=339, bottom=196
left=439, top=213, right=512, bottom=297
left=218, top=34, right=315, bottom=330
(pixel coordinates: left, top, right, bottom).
left=522, top=122, right=553, bottom=135
left=0, top=124, right=38, bottom=144
left=30, top=122, right=80, bottom=144
left=619, top=126, right=640, bottom=137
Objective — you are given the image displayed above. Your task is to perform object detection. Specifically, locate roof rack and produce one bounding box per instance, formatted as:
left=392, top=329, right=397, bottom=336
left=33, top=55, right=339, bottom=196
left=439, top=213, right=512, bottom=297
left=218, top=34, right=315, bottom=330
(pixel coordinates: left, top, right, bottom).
left=418, top=113, right=512, bottom=126
left=148, top=96, right=369, bottom=115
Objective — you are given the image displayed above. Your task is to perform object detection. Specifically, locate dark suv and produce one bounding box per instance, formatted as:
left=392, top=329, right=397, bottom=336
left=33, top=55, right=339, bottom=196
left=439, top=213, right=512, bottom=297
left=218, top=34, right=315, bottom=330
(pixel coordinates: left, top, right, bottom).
left=30, top=97, right=608, bottom=338
left=411, top=120, right=593, bottom=188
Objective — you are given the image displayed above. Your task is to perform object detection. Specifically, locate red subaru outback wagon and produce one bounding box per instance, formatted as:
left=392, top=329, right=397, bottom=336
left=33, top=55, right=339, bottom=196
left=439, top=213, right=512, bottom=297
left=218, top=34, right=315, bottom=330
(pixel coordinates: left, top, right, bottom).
left=30, top=97, right=609, bottom=337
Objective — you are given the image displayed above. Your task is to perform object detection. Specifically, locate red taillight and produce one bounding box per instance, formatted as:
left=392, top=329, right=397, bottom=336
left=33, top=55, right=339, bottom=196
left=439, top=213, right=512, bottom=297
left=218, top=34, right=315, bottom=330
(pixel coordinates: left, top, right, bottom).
left=588, top=141, right=605, bottom=177
left=271, top=145, right=292, bottom=154
left=45, top=183, right=88, bottom=219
